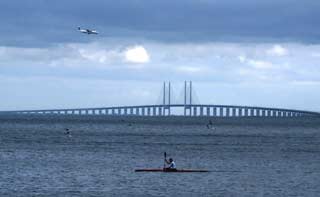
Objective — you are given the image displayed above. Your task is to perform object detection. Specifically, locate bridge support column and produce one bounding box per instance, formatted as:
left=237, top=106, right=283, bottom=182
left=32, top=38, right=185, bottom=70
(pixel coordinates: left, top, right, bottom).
left=219, top=107, right=223, bottom=117
left=226, top=108, right=230, bottom=117
left=249, top=109, right=253, bottom=116
left=232, top=108, right=236, bottom=117
left=274, top=111, right=278, bottom=117
left=213, top=107, right=217, bottom=117
left=206, top=107, right=210, bottom=116
left=238, top=108, right=242, bottom=117
left=193, top=107, right=197, bottom=116
left=129, top=108, right=133, bottom=115
left=142, top=108, right=145, bottom=116
left=200, top=107, right=204, bottom=116
left=244, top=108, right=248, bottom=117
left=124, top=108, right=127, bottom=115
left=283, top=111, right=286, bottom=117
left=152, top=107, right=156, bottom=116
left=273, top=110, right=277, bottom=117
left=158, top=107, right=162, bottom=116
left=147, top=107, right=150, bottom=116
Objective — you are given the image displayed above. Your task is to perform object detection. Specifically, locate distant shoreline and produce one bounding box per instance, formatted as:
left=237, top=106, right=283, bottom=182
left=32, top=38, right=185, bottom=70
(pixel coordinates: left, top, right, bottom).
left=1, top=114, right=320, bottom=126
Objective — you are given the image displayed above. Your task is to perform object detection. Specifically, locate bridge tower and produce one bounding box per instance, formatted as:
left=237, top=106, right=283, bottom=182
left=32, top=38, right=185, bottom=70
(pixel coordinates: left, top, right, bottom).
left=162, top=81, right=171, bottom=116
left=184, top=81, right=193, bottom=116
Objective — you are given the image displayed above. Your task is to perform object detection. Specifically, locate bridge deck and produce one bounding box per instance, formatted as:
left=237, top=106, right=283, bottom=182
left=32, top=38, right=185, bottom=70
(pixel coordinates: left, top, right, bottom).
left=1, top=104, right=319, bottom=118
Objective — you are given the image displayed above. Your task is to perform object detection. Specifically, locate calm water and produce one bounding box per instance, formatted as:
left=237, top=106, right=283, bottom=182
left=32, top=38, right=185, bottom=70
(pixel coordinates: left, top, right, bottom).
left=1, top=115, right=320, bottom=196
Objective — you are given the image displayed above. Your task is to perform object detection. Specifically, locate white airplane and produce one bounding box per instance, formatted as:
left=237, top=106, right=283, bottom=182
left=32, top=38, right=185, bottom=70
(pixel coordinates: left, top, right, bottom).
left=78, top=27, right=98, bottom=35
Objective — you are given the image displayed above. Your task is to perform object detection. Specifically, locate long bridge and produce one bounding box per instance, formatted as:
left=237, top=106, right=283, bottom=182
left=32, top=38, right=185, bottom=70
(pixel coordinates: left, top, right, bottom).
left=1, top=81, right=319, bottom=118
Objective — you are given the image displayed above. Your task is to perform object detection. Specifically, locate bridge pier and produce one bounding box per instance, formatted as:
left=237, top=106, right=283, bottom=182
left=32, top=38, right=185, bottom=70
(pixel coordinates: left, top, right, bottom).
left=124, top=108, right=127, bottom=115
left=262, top=110, right=266, bottom=117
left=158, top=107, right=162, bottom=116
left=218, top=107, right=222, bottom=117
left=205, top=107, right=209, bottom=116
left=266, top=110, right=270, bottom=117
left=147, top=107, right=151, bottom=116
left=239, top=108, right=243, bottom=117
left=193, top=107, right=197, bottom=116
left=152, top=107, right=156, bottom=116
left=213, top=107, right=217, bottom=117
left=142, top=108, right=145, bottom=116
left=225, top=108, right=230, bottom=117
left=231, top=108, right=235, bottom=117
left=4, top=104, right=319, bottom=117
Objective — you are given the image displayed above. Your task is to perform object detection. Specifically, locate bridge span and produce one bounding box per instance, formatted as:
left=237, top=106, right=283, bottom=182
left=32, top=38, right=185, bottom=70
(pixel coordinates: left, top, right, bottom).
left=1, top=81, right=319, bottom=118
left=1, top=104, right=319, bottom=118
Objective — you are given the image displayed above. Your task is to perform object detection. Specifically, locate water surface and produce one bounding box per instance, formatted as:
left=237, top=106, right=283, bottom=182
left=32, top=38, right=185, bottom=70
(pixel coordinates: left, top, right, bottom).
left=1, top=115, right=320, bottom=196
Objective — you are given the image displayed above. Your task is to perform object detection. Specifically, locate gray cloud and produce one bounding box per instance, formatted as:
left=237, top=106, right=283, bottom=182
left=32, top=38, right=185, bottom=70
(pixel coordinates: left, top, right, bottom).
left=1, top=0, right=320, bottom=47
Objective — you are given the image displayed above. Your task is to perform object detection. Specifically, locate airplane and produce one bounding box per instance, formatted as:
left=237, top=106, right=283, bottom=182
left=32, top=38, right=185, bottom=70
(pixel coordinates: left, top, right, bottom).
left=78, top=27, right=98, bottom=35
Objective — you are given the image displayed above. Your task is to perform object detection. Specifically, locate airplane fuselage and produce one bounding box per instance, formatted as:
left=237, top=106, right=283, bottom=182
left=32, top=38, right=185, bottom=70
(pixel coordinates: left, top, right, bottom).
left=78, top=27, right=98, bottom=35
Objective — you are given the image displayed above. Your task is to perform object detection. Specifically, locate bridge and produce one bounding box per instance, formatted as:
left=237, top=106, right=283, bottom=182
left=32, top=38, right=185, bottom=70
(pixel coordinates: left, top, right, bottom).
left=1, top=81, right=319, bottom=118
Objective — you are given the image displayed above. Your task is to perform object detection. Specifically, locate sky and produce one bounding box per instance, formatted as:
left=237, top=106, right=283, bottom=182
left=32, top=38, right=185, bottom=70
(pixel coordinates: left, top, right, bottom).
left=1, top=0, right=320, bottom=111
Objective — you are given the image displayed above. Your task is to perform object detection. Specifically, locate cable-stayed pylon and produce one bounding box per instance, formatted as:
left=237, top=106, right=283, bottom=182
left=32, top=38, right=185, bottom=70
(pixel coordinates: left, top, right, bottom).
left=162, top=81, right=172, bottom=115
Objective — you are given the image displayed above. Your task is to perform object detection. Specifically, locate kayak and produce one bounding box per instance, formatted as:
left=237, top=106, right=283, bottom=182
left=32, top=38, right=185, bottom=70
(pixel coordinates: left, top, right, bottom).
left=135, top=168, right=209, bottom=173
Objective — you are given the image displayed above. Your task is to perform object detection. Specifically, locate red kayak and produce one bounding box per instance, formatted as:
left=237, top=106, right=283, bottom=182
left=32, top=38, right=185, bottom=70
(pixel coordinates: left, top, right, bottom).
left=135, top=168, right=209, bottom=173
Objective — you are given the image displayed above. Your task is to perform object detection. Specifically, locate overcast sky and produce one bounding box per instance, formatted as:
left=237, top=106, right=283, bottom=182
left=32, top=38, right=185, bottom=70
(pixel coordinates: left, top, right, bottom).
left=1, top=0, right=320, bottom=111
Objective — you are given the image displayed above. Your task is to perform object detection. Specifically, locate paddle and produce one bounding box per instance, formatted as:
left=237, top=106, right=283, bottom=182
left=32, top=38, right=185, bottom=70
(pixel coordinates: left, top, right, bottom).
left=163, top=152, right=167, bottom=169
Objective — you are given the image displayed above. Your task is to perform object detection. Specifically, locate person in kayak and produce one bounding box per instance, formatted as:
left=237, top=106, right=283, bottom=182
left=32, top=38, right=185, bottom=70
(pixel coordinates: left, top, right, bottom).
left=165, top=158, right=177, bottom=171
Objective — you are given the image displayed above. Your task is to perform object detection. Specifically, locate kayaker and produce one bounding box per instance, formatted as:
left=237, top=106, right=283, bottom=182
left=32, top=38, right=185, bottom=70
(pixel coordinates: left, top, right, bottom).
left=165, top=158, right=177, bottom=171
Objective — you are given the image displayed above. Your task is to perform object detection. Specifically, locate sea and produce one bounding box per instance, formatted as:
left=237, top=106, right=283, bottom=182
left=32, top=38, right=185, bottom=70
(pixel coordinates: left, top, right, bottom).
left=0, top=115, right=320, bottom=196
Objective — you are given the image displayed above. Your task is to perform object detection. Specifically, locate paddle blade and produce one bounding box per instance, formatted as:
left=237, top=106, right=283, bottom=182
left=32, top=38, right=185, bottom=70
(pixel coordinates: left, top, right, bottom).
left=164, top=152, right=166, bottom=158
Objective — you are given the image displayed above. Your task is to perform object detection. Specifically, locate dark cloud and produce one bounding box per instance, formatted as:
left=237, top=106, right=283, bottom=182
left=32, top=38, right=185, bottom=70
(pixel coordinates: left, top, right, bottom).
left=1, top=0, right=320, bottom=46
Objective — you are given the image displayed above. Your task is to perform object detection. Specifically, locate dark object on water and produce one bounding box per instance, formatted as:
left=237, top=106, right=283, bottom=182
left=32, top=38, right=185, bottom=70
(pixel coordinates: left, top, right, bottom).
left=135, top=168, right=209, bottom=173
left=64, top=128, right=71, bottom=136
left=206, top=120, right=213, bottom=129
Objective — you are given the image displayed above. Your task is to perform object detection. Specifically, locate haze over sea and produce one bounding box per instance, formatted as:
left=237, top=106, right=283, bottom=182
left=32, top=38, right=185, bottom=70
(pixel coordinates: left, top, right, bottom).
left=1, top=115, right=320, bottom=196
